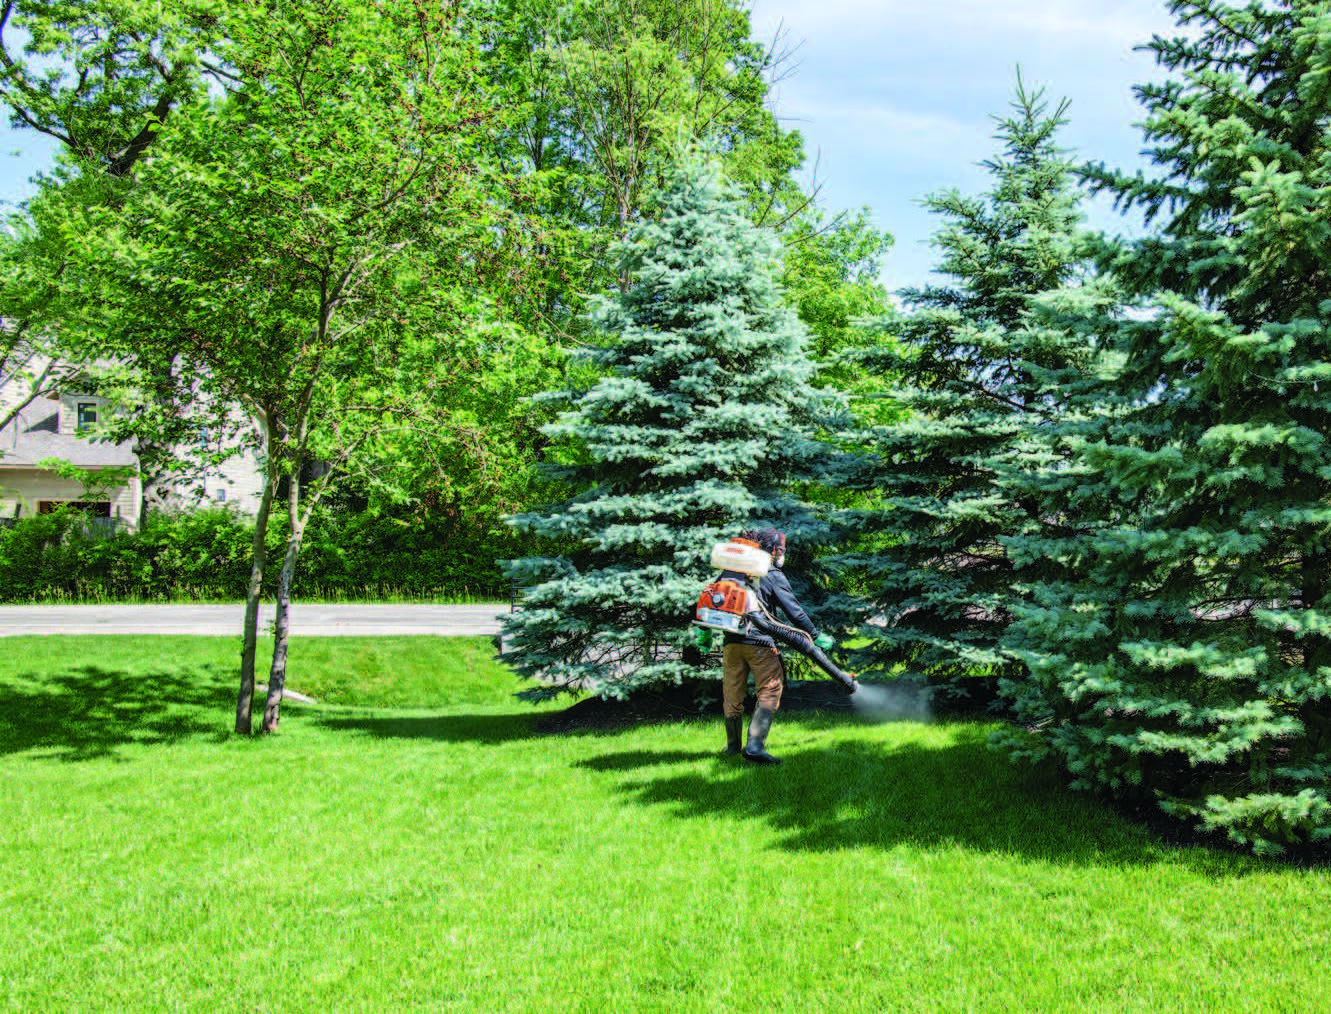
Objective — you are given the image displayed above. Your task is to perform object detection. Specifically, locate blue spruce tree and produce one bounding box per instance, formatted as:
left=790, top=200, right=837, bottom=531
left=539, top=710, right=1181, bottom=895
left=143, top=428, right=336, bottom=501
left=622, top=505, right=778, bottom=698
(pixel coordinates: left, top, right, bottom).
left=997, top=1, right=1331, bottom=853
left=832, top=81, right=1101, bottom=700
left=503, top=159, right=843, bottom=700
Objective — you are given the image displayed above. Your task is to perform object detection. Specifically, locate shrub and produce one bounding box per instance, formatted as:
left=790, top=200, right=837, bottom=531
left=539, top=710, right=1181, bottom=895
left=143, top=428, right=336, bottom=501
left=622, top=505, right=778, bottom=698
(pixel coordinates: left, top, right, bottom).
left=0, top=506, right=527, bottom=602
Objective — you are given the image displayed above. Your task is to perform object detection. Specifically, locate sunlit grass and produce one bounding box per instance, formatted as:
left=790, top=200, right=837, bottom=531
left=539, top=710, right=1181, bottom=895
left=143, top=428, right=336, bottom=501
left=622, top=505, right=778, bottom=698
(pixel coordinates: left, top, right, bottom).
left=1, top=636, right=1328, bottom=1013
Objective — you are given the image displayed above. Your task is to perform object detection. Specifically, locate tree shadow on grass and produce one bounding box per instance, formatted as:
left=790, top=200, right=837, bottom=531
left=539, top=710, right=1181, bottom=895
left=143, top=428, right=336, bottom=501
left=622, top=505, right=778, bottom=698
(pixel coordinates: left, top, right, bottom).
left=313, top=711, right=549, bottom=746
left=580, top=749, right=718, bottom=771
left=0, top=664, right=236, bottom=761
left=575, top=717, right=1259, bottom=872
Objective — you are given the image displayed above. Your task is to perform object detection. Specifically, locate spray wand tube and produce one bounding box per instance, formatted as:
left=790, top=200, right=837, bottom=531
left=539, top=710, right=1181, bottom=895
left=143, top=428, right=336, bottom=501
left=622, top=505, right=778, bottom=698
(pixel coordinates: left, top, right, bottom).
left=745, top=611, right=859, bottom=694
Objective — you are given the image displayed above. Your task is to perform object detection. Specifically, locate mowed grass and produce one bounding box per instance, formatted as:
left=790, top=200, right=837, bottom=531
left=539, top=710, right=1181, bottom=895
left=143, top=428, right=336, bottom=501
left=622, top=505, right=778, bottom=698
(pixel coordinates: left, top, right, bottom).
left=2, top=636, right=1328, bottom=1014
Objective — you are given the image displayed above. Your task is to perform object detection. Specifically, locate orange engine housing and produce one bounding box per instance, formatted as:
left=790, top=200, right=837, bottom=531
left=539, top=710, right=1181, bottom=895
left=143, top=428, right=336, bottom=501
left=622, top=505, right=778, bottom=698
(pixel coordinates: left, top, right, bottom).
left=694, top=578, right=755, bottom=634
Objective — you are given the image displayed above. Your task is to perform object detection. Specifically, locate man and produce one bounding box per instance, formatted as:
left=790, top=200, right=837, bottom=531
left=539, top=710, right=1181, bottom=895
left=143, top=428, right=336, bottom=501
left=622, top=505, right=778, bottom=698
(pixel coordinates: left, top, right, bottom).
left=719, top=527, right=836, bottom=765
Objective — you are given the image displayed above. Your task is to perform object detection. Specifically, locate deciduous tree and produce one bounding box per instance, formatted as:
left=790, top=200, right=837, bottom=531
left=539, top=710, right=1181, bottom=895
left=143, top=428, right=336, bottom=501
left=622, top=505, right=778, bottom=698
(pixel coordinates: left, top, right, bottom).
left=477, top=0, right=809, bottom=334
left=0, top=0, right=230, bottom=508
left=0, top=0, right=217, bottom=178
left=39, top=0, right=511, bottom=732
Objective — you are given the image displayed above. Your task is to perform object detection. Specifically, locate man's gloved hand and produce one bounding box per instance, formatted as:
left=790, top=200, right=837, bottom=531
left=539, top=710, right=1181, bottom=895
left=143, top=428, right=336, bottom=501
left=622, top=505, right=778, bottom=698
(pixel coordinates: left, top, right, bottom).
left=814, top=633, right=835, bottom=651
left=694, top=626, right=714, bottom=651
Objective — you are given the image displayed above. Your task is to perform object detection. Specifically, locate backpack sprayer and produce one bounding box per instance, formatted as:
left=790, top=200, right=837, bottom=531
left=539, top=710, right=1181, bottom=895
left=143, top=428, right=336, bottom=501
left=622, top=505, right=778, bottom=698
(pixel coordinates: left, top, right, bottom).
left=694, top=538, right=859, bottom=695
left=694, top=538, right=769, bottom=635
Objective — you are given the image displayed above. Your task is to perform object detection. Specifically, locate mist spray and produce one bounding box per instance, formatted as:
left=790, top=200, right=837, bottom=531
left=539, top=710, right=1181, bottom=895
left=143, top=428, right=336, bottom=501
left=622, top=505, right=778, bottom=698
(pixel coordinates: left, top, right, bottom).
left=849, top=680, right=931, bottom=723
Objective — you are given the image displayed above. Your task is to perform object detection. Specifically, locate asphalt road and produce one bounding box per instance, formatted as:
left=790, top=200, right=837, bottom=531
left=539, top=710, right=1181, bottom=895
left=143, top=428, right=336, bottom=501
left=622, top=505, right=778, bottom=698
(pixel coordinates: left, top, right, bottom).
left=0, top=603, right=512, bottom=637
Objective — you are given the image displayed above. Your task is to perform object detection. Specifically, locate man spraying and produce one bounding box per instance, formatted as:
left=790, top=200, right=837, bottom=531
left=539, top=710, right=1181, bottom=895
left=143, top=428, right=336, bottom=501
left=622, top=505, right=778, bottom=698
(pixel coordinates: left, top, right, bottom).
left=694, top=528, right=857, bottom=765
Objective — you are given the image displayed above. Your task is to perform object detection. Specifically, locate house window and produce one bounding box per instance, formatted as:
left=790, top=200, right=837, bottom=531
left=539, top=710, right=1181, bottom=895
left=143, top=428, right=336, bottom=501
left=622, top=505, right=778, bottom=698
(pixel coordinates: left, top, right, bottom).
left=37, top=500, right=112, bottom=517
left=76, top=402, right=98, bottom=429
left=214, top=489, right=226, bottom=502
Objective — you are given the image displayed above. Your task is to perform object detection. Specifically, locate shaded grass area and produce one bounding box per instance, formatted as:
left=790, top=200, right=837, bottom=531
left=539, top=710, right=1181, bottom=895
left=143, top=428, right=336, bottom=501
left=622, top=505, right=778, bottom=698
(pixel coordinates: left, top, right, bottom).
left=1, top=634, right=517, bottom=723
left=0, top=640, right=237, bottom=762
left=2, top=636, right=1329, bottom=1013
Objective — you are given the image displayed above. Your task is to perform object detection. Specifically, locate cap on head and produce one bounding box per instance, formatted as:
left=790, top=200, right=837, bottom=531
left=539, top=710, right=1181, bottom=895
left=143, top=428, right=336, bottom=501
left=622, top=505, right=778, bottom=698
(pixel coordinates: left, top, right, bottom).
left=740, top=527, right=786, bottom=558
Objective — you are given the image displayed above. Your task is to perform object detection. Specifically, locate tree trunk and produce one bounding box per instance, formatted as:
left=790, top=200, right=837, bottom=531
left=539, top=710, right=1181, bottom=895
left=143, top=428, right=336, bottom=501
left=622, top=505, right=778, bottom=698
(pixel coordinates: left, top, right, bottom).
left=137, top=471, right=150, bottom=529
left=235, top=416, right=281, bottom=734
left=131, top=442, right=164, bottom=528
left=261, top=465, right=305, bottom=733
left=1303, top=544, right=1331, bottom=673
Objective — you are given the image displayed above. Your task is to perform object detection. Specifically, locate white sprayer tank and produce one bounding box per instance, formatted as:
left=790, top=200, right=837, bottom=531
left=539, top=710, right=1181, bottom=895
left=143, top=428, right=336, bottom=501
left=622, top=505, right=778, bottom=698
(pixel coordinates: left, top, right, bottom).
left=710, top=540, right=771, bottom=578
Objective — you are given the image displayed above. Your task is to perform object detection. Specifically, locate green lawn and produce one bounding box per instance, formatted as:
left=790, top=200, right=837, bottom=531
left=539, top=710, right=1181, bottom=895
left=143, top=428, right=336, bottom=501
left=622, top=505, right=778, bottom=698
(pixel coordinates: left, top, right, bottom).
left=2, top=636, right=1327, bottom=1013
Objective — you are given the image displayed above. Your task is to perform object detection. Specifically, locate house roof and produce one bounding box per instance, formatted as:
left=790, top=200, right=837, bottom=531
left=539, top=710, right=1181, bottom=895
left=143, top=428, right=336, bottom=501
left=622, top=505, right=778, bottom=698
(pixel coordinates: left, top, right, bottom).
left=0, top=402, right=138, bottom=469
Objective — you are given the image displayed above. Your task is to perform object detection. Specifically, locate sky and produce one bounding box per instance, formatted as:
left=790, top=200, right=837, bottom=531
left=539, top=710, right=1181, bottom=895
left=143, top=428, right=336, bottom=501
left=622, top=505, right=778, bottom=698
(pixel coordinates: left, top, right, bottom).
left=745, top=0, right=1184, bottom=290
left=0, top=0, right=1185, bottom=291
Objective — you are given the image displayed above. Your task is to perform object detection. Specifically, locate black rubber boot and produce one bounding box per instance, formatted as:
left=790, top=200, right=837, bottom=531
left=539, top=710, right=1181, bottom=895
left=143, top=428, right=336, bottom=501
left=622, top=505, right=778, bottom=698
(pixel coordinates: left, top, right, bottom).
left=742, top=706, right=781, bottom=765
left=724, top=716, right=744, bottom=755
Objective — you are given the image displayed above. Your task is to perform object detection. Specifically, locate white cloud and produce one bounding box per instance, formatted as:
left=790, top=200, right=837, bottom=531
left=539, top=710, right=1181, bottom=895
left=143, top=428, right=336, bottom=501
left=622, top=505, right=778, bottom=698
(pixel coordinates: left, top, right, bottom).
left=778, top=98, right=977, bottom=159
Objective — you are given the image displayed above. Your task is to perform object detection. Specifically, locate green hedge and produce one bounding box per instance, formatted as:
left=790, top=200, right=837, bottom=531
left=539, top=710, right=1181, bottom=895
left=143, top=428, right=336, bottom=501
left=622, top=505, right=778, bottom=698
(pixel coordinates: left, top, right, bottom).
left=0, top=507, right=528, bottom=602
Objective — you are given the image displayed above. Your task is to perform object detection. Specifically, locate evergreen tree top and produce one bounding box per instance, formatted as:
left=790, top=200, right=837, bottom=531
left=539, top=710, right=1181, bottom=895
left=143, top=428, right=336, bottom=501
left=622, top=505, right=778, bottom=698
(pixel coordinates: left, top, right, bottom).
left=867, top=77, right=1096, bottom=412
left=546, top=159, right=836, bottom=496
left=901, top=75, right=1086, bottom=333
left=587, top=162, right=811, bottom=382
left=1084, top=0, right=1331, bottom=321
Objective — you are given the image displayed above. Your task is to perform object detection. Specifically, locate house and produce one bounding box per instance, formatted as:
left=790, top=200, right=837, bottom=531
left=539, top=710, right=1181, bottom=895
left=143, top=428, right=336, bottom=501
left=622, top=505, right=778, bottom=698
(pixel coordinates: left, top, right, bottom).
left=0, top=377, right=267, bottom=529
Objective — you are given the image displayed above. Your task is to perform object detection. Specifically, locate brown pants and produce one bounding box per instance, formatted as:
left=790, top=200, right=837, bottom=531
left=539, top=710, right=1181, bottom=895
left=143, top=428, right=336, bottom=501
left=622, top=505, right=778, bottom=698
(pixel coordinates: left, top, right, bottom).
left=722, top=642, right=784, bottom=719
